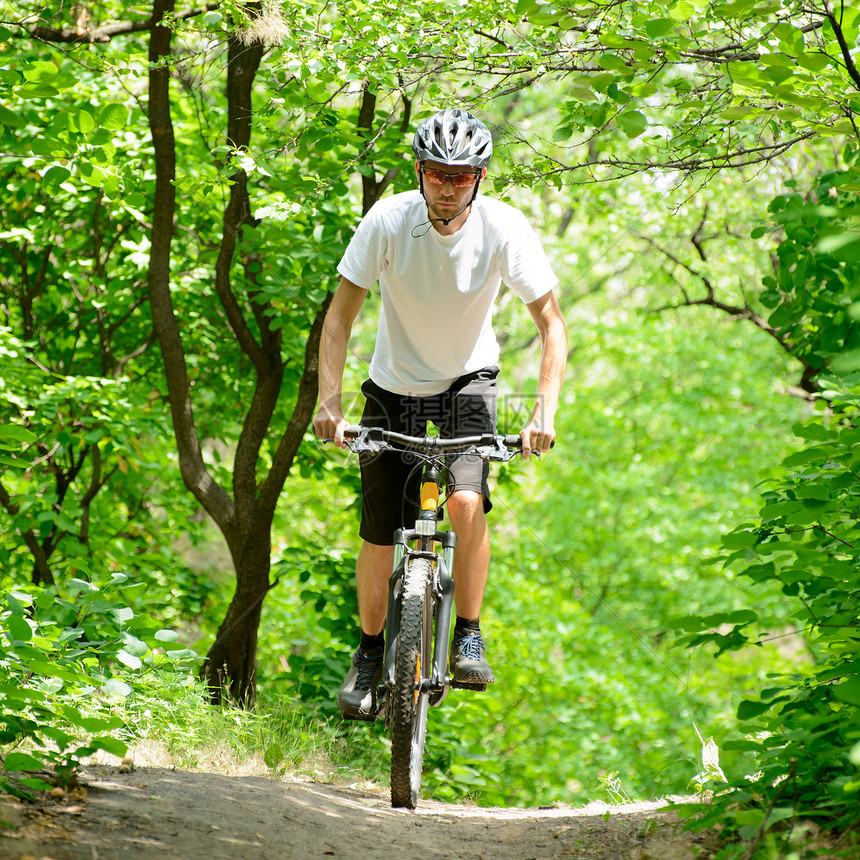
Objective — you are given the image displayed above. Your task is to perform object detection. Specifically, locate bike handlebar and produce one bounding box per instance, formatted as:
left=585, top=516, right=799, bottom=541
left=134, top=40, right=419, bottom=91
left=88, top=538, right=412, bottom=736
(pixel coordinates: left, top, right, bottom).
left=340, top=425, right=553, bottom=459
left=345, top=425, right=521, bottom=448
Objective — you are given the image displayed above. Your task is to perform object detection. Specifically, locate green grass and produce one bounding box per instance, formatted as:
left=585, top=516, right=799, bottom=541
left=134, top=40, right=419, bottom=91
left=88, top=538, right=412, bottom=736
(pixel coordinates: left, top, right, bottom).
left=95, top=669, right=387, bottom=788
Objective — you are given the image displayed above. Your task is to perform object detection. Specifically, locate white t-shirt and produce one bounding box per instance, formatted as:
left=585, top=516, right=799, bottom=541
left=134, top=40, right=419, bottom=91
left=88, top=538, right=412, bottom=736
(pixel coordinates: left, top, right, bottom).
left=337, top=190, right=558, bottom=396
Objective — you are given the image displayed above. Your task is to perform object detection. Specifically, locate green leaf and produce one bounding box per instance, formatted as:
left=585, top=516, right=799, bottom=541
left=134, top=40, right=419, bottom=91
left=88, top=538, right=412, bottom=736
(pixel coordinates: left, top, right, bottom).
left=616, top=109, right=647, bottom=138
left=0, top=684, right=47, bottom=704
left=98, top=103, right=128, bottom=131
left=115, top=649, right=142, bottom=669
left=737, top=699, right=774, bottom=721
left=19, top=776, right=54, bottom=791
left=796, top=51, right=830, bottom=72
left=598, top=53, right=630, bottom=73
left=101, top=678, right=132, bottom=697
left=721, top=106, right=761, bottom=120
left=792, top=422, right=834, bottom=441
left=830, top=349, right=860, bottom=375
left=722, top=529, right=759, bottom=548
left=43, top=165, right=72, bottom=192
left=5, top=613, right=33, bottom=642
left=92, top=736, right=127, bottom=758
left=3, top=751, right=45, bottom=772
left=22, top=60, right=57, bottom=83
left=77, top=715, right=122, bottom=732
left=120, top=633, right=148, bottom=657
left=817, top=231, right=860, bottom=259
left=0, top=424, right=37, bottom=443
left=72, top=110, right=95, bottom=135
left=645, top=18, right=674, bottom=39
left=833, top=675, right=860, bottom=706
left=0, top=104, right=26, bottom=128
left=67, top=578, right=98, bottom=594
left=782, top=446, right=836, bottom=468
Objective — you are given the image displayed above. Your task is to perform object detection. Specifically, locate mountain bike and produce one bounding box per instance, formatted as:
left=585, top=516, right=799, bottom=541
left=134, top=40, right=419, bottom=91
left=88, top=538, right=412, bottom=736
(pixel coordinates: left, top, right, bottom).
left=341, top=425, right=525, bottom=809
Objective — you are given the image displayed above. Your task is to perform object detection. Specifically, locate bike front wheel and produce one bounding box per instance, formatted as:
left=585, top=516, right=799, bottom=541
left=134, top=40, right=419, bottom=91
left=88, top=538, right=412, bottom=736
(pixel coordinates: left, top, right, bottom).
left=390, top=556, right=433, bottom=809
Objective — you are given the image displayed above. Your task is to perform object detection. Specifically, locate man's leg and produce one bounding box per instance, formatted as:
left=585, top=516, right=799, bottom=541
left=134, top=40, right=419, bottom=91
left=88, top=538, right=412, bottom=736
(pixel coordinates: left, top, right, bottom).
left=340, top=379, right=420, bottom=719
left=356, top=540, right=395, bottom=635
left=446, top=489, right=490, bottom=618
left=446, top=489, right=495, bottom=686
left=338, top=540, right=394, bottom=720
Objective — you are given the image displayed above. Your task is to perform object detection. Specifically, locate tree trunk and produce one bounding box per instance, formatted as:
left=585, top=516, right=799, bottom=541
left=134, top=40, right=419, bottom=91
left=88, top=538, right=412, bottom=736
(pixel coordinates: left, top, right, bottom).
left=200, top=533, right=273, bottom=706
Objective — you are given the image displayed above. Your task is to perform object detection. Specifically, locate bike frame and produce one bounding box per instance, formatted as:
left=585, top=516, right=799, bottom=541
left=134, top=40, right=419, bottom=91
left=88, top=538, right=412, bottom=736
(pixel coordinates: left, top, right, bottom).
left=382, top=479, right=457, bottom=706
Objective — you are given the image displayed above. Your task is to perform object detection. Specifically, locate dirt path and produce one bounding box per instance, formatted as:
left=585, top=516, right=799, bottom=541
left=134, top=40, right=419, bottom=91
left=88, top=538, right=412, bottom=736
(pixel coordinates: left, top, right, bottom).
left=1, top=764, right=718, bottom=860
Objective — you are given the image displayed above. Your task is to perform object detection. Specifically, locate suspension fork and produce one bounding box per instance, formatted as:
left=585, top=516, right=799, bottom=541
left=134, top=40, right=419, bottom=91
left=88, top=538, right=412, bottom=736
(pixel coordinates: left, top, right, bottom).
left=432, top=530, right=457, bottom=685
left=384, top=532, right=456, bottom=690
left=383, top=538, right=408, bottom=690
left=383, top=461, right=458, bottom=690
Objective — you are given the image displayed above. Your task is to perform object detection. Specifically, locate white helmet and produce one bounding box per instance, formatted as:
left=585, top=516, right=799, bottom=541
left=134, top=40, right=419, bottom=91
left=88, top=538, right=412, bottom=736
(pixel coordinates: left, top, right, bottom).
left=412, top=109, right=493, bottom=168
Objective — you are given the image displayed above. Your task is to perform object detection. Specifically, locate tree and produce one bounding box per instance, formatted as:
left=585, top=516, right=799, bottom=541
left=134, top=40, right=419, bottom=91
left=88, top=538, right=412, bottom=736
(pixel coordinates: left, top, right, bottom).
left=1, top=0, right=423, bottom=703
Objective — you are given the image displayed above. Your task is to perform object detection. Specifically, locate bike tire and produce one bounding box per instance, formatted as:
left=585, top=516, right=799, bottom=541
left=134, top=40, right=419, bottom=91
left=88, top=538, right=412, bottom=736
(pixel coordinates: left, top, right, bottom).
left=390, top=556, right=433, bottom=809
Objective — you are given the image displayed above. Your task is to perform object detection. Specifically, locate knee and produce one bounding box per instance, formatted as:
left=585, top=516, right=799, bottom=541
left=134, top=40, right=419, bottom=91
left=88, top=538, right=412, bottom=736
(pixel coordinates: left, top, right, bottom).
left=446, top=490, right=485, bottom=527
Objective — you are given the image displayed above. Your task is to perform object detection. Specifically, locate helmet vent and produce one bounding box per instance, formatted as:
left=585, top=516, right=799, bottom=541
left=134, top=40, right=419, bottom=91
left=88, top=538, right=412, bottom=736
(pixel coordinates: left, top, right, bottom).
left=412, top=109, right=493, bottom=168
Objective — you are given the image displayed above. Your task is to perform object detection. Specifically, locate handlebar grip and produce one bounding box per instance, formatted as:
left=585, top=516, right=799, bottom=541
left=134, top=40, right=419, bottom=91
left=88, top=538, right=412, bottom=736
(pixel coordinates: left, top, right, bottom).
left=505, top=435, right=556, bottom=452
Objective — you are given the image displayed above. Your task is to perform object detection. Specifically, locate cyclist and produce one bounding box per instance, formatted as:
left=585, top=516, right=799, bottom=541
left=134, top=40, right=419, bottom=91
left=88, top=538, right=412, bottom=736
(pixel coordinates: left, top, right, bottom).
left=312, top=108, right=567, bottom=719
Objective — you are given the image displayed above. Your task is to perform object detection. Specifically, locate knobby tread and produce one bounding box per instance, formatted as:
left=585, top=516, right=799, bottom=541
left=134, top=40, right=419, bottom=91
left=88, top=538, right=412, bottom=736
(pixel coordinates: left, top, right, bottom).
left=390, top=557, right=432, bottom=809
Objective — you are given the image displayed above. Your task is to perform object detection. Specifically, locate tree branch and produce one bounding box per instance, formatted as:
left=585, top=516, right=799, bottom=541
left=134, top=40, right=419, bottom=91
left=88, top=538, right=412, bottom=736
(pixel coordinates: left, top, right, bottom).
left=146, top=0, right=234, bottom=531
left=0, top=479, right=55, bottom=586
left=213, top=35, right=267, bottom=374
left=258, top=298, right=331, bottom=522
left=823, top=0, right=860, bottom=89
left=24, top=3, right=220, bottom=44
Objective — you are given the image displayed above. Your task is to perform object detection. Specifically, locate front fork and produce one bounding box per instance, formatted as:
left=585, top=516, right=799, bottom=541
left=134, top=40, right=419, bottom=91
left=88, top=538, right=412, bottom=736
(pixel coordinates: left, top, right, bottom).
left=382, top=528, right=457, bottom=703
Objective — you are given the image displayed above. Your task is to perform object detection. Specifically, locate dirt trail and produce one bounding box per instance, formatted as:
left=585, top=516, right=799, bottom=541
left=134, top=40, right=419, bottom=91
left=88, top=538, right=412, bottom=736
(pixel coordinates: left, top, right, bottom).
left=0, top=764, right=719, bottom=860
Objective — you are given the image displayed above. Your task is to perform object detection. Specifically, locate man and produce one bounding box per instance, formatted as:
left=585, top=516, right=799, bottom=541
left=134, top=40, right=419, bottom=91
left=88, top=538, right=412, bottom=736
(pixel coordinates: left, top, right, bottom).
left=312, top=108, right=567, bottom=720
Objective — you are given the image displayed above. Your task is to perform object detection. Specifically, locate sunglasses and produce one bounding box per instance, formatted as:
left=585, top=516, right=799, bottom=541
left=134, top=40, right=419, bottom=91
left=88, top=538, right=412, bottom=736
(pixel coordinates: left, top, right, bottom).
left=420, top=166, right=481, bottom=188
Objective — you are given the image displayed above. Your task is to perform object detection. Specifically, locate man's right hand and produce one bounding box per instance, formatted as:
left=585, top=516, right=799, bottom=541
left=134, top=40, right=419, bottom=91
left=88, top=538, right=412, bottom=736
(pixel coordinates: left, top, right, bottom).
left=313, top=407, right=350, bottom=448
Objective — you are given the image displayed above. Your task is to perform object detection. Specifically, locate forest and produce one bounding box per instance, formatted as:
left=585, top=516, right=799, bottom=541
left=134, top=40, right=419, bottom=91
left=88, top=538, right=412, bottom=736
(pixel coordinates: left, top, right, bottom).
left=1, top=0, right=860, bottom=857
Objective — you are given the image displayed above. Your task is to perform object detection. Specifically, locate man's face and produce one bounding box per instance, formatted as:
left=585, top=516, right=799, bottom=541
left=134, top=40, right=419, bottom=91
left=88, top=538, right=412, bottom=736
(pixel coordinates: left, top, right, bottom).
left=415, top=160, right=486, bottom=220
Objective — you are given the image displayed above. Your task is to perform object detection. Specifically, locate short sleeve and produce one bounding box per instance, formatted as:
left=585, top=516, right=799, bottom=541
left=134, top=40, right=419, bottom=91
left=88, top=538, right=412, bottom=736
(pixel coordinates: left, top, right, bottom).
left=500, top=210, right=558, bottom=303
left=337, top=205, right=387, bottom=290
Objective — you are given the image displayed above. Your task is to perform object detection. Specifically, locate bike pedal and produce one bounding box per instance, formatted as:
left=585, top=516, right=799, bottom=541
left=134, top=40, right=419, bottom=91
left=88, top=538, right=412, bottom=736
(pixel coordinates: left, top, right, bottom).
left=429, top=687, right=449, bottom=707
left=450, top=680, right=487, bottom=692
left=340, top=711, right=378, bottom=722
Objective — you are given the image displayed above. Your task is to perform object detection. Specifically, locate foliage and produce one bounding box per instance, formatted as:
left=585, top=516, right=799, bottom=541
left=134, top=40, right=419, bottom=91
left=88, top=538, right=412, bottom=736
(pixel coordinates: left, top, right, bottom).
left=494, top=0, right=860, bottom=184
left=260, top=535, right=360, bottom=722
left=674, top=164, right=860, bottom=855
left=0, top=563, right=196, bottom=798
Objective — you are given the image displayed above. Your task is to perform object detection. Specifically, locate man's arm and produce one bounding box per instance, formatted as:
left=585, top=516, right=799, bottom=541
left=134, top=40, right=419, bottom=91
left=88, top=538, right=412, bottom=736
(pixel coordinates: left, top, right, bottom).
left=313, top=277, right=368, bottom=447
left=522, top=290, right=567, bottom=458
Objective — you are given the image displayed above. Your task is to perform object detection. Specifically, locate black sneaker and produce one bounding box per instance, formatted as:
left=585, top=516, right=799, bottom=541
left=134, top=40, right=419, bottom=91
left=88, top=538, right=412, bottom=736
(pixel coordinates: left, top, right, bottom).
left=450, top=630, right=495, bottom=689
left=337, top=648, right=383, bottom=720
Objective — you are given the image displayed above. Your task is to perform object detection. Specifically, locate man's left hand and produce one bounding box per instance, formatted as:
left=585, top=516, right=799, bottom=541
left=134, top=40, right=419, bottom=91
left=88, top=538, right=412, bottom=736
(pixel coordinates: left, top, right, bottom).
left=520, top=422, right=555, bottom=459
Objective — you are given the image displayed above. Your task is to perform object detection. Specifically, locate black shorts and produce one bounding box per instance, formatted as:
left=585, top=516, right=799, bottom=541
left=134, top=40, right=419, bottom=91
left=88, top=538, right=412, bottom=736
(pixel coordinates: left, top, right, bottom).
left=358, top=367, right=499, bottom=546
